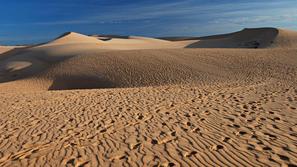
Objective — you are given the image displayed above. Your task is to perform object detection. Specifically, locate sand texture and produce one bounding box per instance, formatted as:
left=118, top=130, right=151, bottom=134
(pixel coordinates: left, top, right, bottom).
left=0, top=27, right=297, bottom=166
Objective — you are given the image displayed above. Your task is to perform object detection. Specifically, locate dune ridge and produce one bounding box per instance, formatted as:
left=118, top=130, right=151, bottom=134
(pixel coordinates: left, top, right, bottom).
left=187, top=28, right=278, bottom=48
left=43, top=32, right=104, bottom=46
left=162, top=27, right=297, bottom=49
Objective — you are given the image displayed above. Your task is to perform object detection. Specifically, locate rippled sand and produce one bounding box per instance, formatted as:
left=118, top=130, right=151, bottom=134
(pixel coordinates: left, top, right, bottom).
left=0, top=28, right=297, bottom=166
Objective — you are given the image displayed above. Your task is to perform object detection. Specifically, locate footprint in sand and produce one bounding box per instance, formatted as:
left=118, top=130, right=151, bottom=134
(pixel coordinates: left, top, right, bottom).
left=210, top=145, right=224, bottom=151
left=221, top=137, right=231, bottom=142
left=129, top=143, right=142, bottom=150
left=184, top=151, right=198, bottom=158
left=236, top=131, right=247, bottom=136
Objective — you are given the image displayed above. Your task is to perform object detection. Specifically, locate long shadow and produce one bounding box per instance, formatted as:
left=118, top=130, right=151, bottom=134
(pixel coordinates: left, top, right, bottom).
left=185, top=28, right=279, bottom=49
left=48, top=75, right=115, bottom=90
left=0, top=46, right=32, bottom=61
left=0, top=46, right=73, bottom=84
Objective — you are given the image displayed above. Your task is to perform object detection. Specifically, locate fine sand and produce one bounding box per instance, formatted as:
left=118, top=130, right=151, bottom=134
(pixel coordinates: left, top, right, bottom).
left=0, top=27, right=297, bottom=166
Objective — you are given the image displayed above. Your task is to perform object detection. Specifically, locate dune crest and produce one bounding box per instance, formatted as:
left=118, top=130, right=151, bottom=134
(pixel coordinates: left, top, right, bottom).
left=45, top=32, right=103, bottom=46
left=163, top=27, right=297, bottom=49
left=185, top=28, right=279, bottom=48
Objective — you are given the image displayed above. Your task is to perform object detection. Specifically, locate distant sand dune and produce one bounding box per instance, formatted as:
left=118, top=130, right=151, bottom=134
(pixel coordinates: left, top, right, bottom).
left=45, top=32, right=103, bottom=45
left=271, top=29, right=297, bottom=48
left=0, top=28, right=297, bottom=92
left=163, top=27, right=297, bottom=49
left=186, top=28, right=278, bottom=48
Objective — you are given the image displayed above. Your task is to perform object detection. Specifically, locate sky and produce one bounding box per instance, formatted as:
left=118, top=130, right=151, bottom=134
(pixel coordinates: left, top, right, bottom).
left=0, top=0, right=297, bottom=45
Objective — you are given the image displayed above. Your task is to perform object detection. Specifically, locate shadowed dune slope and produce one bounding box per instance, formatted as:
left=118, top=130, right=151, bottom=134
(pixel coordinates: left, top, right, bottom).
left=187, top=28, right=278, bottom=48
left=0, top=48, right=296, bottom=92
left=163, top=28, right=297, bottom=49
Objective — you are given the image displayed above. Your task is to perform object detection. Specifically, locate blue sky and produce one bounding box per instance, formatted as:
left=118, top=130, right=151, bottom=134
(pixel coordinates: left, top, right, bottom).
left=0, top=0, right=297, bottom=45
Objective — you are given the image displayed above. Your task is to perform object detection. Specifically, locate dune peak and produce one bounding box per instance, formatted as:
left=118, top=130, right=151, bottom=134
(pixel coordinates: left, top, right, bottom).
left=46, top=31, right=103, bottom=45
left=55, top=32, right=82, bottom=39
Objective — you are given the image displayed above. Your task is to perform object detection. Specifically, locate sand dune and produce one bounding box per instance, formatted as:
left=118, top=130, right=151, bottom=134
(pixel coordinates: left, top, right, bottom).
left=45, top=32, right=103, bottom=46
left=0, top=46, right=13, bottom=55
left=0, top=46, right=24, bottom=55
left=0, top=28, right=296, bottom=92
left=271, top=29, right=297, bottom=48
left=163, top=28, right=297, bottom=49
left=97, top=37, right=183, bottom=50
left=187, top=28, right=278, bottom=48
left=1, top=48, right=295, bottom=92
left=0, top=27, right=297, bottom=166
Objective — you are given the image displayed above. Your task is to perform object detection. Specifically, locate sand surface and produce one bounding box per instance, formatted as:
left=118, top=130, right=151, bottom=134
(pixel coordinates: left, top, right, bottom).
left=0, top=27, right=297, bottom=166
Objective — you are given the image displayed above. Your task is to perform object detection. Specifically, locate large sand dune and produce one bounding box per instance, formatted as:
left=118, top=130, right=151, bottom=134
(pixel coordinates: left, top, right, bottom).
left=0, top=27, right=297, bottom=166
left=0, top=48, right=296, bottom=92
left=0, top=28, right=296, bottom=92
left=163, top=27, right=297, bottom=49
left=46, top=32, right=104, bottom=46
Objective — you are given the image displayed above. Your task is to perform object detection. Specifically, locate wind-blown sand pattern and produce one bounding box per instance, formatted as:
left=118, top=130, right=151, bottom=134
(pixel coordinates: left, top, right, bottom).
left=0, top=27, right=297, bottom=166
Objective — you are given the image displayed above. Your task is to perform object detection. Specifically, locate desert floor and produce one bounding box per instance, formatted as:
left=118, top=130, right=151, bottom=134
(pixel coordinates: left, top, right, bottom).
left=0, top=28, right=297, bottom=166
